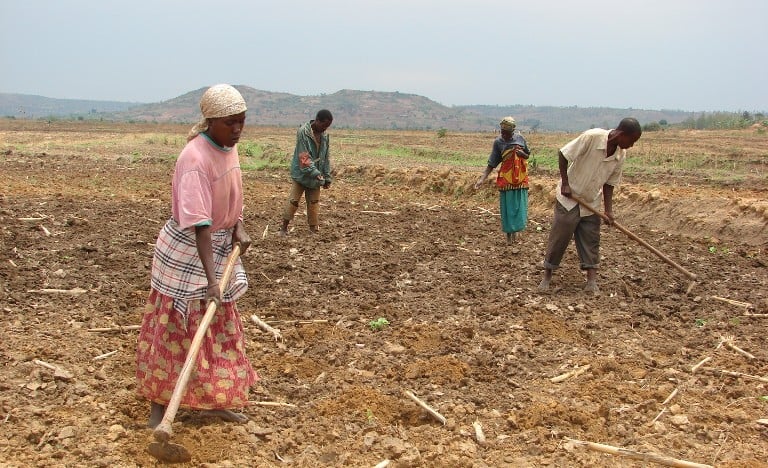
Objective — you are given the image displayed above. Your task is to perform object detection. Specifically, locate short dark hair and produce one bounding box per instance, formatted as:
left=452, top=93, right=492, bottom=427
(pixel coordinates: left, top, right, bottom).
left=617, top=117, right=641, bottom=135
left=316, top=109, right=333, bottom=122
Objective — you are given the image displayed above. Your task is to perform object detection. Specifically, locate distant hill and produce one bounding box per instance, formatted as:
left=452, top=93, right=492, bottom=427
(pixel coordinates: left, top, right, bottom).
left=1, top=87, right=697, bottom=132
left=456, top=104, right=697, bottom=133
left=0, top=93, right=141, bottom=119
left=110, top=87, right=495, bottom=131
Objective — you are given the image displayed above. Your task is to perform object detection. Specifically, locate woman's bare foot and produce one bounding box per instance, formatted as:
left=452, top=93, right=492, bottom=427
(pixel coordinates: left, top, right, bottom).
left=147, top=402, right=166, bottom=429
left=202, top=409, right=249, bottom=423
left=506, top=232, right=516, bottom=245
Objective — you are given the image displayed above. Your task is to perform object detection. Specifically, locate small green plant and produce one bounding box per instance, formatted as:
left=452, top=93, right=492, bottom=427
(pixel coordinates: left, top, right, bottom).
left=759, top=396, right=768, bottom=402
left=694, top=318, right=707, bottom=327
left=238, top=140, right=286, bottom=171
left=436, top=128, right=447, bottom=138
left=162, top=136, right=179, bottom=146
left=240, top=141, right=263, bottom=158
left=708, top=246, right=717, bottom=253
left=528, top=155, right=539, bottom=171
left=369, top=317, right=390, bottom=331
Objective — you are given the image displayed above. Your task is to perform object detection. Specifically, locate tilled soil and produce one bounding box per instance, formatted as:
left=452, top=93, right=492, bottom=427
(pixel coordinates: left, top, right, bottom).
left=1, top=132, right=767, bottom=467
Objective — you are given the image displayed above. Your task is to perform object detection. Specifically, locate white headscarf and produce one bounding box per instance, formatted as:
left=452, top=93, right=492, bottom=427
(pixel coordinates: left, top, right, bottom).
left=499, top=116, right=516, bottom=132
left=187, top=84, right=247, bottom=141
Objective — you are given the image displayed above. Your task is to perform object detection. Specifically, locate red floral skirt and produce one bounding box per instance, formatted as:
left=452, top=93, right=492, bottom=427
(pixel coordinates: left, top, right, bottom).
left=136, top=289, right=258, bottom=409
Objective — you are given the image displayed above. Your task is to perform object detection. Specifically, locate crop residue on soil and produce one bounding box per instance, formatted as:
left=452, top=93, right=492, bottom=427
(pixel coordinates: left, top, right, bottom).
left=1, top=123, right=767, bottom=467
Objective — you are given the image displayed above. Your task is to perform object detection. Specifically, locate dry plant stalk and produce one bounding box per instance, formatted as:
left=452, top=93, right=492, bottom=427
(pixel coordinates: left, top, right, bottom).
left=28, top=287, right=88, bottom=295
left=247, top=401, right=297, bottom=408
left=550, top=364, right=591, bottom=383
left=690, top=357, right=711, bottom=374
left=250, top=315, right=284, bottom=342
left=265, top=319, right=329, bottom=325
left=373, top=460, right=391, bottom=468
left=88, top=325, right=141, bottom=332
left=649, top=407, right=667, bottom=425
left=33, top=359, right=60, bottom=371
left=361, top=210, right=397, bottom=215
left=404, top=390, right=446, bottom=425
left=36, top=429, right=54, bottom=450
left=649, top=387, right=680, bottom=426
left=703, top=367, right=768, bottom=383
left=717, top=334, right=755, bottom=358
left=92, top=350, right=118, bottom=361
left=757, top=419, right=768, bottom=427
left=719, top=335, right=755, bottom=360
left=33, top=359, right=74, bottom=380
left=662, top=388, right=679, bottom=405
left=565, top=437, right=713, bottom=468
left=473, top=207, right=498, bottom=216
left=710, top=295, right=753, bottom=309
left=472, top=419, right=486, bottom=446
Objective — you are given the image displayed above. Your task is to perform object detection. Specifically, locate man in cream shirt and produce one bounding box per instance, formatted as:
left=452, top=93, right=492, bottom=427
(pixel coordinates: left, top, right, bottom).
left=539, top=118, right=642, bottom=293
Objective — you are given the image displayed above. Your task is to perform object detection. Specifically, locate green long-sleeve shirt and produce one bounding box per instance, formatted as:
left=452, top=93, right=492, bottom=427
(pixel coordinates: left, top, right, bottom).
left=290, top=120, right=332, bottom=189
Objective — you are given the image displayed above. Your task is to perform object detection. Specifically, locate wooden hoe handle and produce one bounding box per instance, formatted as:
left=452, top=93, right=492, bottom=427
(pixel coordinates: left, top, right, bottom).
left=569, top=196, right=697, bottom=281
left=154, top=243, right=242, bottom=442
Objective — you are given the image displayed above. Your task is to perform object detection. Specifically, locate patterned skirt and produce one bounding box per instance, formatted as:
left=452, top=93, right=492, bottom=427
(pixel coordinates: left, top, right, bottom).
left=136, top=289, right=258, bottom=409
left=499, top=188, right=529, bottom=233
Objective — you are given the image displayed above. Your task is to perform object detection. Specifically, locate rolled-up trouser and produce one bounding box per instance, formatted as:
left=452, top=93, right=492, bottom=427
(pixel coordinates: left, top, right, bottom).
left=543, top=201, right=601, bottom=270
left=282, top=181, right=320, bottom=227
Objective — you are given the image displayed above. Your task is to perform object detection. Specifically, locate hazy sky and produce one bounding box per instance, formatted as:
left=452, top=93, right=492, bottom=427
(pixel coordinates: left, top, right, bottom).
left=1, top=0, right=766, bottom=112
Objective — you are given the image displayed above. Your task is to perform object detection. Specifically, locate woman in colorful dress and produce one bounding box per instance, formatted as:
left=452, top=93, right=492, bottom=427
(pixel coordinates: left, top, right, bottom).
left=136, top=84, right=257, bottom=428
left=474, top=116, right=531, bottom=245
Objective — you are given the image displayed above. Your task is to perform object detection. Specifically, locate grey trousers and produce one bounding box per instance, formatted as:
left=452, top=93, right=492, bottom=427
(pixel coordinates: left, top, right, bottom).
left=543, top=201, right=601, bottom=270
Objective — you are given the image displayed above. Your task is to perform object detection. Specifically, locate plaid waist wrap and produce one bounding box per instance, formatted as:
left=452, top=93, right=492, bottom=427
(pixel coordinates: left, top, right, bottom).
left=151, top=218, right=248, bottom=317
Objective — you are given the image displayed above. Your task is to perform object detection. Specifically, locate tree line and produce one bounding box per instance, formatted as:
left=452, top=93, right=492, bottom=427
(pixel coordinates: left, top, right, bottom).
left=644, top=111, right=767, bottom=131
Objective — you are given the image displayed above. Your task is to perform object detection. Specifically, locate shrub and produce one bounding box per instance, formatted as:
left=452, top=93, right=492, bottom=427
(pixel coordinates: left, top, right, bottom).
left=642, top=122, right=662, bottom=132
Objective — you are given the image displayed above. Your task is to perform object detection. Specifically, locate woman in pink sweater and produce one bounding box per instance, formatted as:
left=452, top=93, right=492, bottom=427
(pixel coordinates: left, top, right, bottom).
left=136, top=84, right=257, bottom=428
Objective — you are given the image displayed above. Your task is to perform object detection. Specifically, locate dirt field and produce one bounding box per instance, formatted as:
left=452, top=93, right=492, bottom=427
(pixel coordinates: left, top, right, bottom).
left=1, top=121, right=767, bottom=467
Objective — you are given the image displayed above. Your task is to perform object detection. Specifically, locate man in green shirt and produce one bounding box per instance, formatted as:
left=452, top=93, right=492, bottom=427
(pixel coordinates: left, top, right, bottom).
left=279, top=109, right=333, bottom=235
